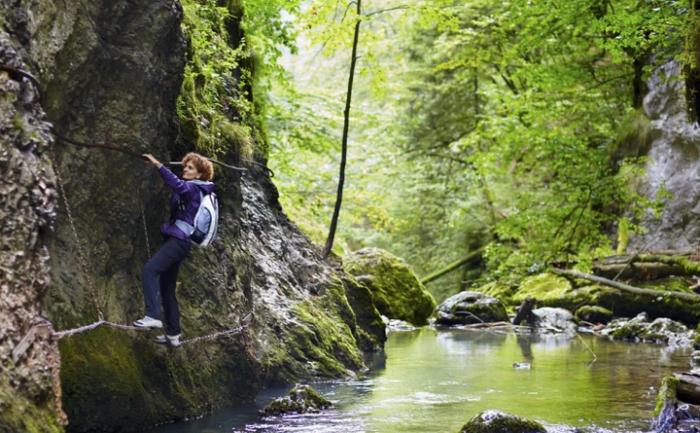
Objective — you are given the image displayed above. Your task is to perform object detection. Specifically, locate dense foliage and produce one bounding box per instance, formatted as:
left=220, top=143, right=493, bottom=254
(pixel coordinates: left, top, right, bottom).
left=263, top=1, right=696, bottom=296
left=177, top=0, right=300, bottom=160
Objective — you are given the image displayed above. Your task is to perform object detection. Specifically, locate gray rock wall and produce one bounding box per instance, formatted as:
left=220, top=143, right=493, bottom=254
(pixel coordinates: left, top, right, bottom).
left=631, top=60, right=700, bottom=251
left=0, top=20, right=64, bottom=433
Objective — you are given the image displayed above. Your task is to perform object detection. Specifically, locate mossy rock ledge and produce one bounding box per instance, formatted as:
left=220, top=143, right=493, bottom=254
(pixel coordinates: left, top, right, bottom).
left=459, top=410, right=545, bottom=433
left=511, top=274, right=700, bottom=326
left=261, top=384, right=332, bottom=416
left=575, top=305, right=613, bottom=324
left=344, top=248, right=436, bottom=326
left=602, top=313, right=696, bottom=345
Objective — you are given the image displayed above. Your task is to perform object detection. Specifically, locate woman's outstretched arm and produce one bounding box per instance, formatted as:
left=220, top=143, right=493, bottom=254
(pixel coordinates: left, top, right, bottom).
left=143, top=153, right=193, bottom=195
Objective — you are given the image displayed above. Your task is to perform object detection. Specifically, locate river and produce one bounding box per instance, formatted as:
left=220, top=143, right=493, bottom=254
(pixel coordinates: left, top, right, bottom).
left=143, top=328, right=692, bottom=433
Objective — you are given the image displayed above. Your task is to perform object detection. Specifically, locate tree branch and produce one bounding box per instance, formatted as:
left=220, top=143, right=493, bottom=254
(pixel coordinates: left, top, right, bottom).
left=550, top=268, right=700, bottom=302
left=364, top=5, right=409, bottom=17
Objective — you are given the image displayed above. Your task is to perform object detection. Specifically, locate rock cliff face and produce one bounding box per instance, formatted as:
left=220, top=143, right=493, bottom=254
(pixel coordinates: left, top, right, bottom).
left=0, top=19, right=63, bottom=433
left=0, top=1, right=384, bottom=432
left=631, top=60, right=700, bottom=251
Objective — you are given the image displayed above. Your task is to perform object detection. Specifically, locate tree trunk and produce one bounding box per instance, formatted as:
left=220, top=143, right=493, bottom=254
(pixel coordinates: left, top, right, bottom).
left=322, top=0, right=362, bottom=258
left=421, top=247, right=486, bottom=284
left=512, top=297, right=536, bottom=325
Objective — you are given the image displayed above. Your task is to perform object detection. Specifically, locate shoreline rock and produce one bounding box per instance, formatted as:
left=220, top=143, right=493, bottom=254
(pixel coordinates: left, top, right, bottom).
left=602, top=313, right=696, bottom=346
left=261, top=384, right=332, bottom=416
left=459, top=410, right=546, bottom=433
left=345, top=248, right=436, bottom=326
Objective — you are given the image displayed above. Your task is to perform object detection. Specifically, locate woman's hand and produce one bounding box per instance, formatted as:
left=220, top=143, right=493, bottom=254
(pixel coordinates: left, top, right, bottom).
left=142, top=153, right=163, bottom=168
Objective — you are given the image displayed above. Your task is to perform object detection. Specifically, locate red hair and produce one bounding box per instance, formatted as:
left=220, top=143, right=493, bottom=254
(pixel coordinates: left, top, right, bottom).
left=182, top=152, right=214, bottom=181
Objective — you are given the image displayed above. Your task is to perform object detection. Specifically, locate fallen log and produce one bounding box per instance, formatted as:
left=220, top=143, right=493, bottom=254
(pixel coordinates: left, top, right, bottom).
left=593, top=262, right=687, bottom=279
left=599, top=251, right=695, bottom=265
left=594, top=253, right=700, bottom=279
left=550, top=268, right=700, bottom=302
left=421, top=246, right=486, bottom=284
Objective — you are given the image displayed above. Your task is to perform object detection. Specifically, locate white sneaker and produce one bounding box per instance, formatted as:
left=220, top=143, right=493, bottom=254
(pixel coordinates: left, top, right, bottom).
left=133, top=316, right=163, bottom=329
left=154, top=334, right=181, bottom=347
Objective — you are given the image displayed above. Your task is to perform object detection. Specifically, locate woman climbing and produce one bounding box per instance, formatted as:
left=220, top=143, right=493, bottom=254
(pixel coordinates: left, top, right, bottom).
left=133, top=152, right=216, bottom=347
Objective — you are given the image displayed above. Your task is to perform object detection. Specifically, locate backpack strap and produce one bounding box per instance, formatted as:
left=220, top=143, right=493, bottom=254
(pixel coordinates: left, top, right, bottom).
left=174, top=184, right=206, bottom=237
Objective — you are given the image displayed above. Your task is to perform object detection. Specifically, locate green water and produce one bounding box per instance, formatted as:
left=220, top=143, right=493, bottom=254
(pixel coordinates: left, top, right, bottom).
left=144, top=328, right=692, bottom=433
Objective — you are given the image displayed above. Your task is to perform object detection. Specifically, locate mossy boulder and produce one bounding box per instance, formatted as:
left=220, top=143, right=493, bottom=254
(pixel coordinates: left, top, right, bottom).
left=575, top=305, right=613, bottom=324
left=513, top=273, right=572, bottom=305
left=532, top=307, right=577, bottom=334
left=459, top=410, right=545, bottom=433
left=345, top=248, right=436, bottom=326
left=261, top=384, right=332, bottom=416
left=435, top=292, right=508, bottom=325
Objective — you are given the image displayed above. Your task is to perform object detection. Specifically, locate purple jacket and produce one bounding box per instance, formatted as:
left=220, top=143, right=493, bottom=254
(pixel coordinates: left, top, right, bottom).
left=158, top=166, right=216, bottom=240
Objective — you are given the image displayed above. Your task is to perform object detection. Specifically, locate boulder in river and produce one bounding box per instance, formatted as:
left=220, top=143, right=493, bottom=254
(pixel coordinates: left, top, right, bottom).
left=459, top=410, right=545, bottom=433
left=344, top=248, right=436, bottom=325
left=435, top=291, right=508, bottom=325
left=532, top=307, right=577, bottom=335
left=261, top=384, right=332, bottom=416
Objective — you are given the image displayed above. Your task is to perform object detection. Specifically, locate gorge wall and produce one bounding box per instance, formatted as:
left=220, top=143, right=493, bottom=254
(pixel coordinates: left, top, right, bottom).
left=630, top=60, right=700, bottom=251
left=0, top=1, right=384, bottom=432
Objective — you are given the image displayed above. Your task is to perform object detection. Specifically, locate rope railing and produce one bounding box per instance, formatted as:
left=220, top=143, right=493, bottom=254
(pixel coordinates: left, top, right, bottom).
left=51, top=314, right=252, bottom=345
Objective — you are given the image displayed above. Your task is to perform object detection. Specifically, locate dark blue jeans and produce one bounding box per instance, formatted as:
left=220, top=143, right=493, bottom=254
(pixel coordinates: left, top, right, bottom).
left=141, top=237, right=191, bottom=335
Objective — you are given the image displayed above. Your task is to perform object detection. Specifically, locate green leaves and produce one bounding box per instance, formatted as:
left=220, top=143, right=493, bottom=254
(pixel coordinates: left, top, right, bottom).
left=177, top=0, right=302, bottom=159
left=263, top=0, right=695, bottom=286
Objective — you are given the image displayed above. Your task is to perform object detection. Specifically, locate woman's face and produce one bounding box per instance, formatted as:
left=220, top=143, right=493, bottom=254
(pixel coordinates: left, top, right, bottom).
left=182, top=161, right=202, bottom=180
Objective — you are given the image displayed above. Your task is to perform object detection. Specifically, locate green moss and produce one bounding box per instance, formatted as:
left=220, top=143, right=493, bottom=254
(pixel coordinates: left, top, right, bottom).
left=345, top=248, right=436, bottom=326
left=0, top=384, right=63, bottom=433
left=177, top=0, right=259, bottom=159
left=341, top=275, right=386, bottom=352
left=617, top=217, right=629, bottom=254
left=653, top=375, right=679, bottom=417
left=473, top=281, right=516, bottom=303
left=59, top=327, right=259, bottom=432
left=610, top=321, right=647, bottom=340
left=513, top=273, right=572, bottom=304
left=574, top=305, right=613, bottom=324
left=640, top=276, right=696, bottom=293
left=263, top=280, right=365, bottom=382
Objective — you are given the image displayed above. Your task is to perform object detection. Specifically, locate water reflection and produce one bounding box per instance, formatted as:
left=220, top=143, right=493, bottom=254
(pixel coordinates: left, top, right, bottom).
left=143, top=329, right=691, bottom=433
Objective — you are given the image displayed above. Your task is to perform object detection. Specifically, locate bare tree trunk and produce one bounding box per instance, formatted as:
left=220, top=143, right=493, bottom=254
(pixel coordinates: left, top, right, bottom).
left=322, top=0, right=361, bottom=258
